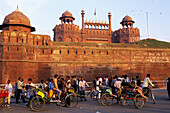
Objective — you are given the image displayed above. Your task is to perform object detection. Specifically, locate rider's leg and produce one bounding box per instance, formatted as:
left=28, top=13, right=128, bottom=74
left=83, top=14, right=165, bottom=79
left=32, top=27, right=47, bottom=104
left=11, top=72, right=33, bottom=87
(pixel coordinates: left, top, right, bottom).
left=137, top=87, right=148, bottom=99
left=56, top=89, right=61, bottom=99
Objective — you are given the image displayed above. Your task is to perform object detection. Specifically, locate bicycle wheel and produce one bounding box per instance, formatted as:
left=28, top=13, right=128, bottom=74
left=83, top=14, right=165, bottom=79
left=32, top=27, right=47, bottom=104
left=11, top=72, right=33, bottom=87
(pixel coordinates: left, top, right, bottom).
left=134, top=94, right=145, bottom=109
left=30, top=96, right=45, bottom=112
left=65, top=94, right=78, bottom=108
left=100, top=93, right=114, bottom=106
left=120, top=94, right=130, bottom=106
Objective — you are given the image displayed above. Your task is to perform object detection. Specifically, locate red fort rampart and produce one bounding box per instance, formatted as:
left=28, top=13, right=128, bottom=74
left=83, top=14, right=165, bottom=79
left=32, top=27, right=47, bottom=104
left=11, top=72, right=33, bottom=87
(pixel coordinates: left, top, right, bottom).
left=0, top=7, right=169, bottom=84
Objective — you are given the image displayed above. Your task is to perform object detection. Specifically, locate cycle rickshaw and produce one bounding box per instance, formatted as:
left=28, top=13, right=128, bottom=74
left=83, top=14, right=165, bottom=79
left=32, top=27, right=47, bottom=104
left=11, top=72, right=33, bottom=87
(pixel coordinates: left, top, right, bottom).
left=28, top=88, right=78, bottom=112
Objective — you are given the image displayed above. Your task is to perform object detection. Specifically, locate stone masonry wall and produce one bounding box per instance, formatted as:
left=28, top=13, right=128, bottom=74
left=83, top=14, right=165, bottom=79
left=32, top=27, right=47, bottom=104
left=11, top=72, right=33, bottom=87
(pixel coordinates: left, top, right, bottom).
left=1, top=41, right=170, bottom=86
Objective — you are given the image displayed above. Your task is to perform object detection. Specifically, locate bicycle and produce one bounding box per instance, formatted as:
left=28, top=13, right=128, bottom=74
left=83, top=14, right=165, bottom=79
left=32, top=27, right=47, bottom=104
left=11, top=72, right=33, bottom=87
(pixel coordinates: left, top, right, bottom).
left=143, top=85, right=156, bottom=104
left=29, top=88, right=78, bottom=112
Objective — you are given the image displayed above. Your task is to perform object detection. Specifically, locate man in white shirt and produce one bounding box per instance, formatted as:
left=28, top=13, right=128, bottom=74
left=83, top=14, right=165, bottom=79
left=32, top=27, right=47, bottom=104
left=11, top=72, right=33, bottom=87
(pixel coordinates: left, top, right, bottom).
left=142, top=74, right=154, bottom=88
left=79, top=77, right=89, bottom=101
left=104, top=76, right=109, bottom=86
left=5, top=80, right=12, bottom=106
left=26, top=78, right=36, bottom=107
left=142, top=74, right=154, bottom=96
left=99, top=77, right=103, bottom=85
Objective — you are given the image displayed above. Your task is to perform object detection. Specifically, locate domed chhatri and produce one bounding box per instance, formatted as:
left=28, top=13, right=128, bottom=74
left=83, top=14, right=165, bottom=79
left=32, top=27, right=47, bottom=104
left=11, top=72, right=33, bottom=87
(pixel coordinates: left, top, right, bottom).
left=62, top=10, right=73, bottom=17
left=120, top=15, right=135, bottom=28
left=122, top=15, right=134, bottom=22
left=59, top=10, right=75, bottom=24
left=3, top=7, right=30, bottom=26
left=0, top=6, right=35, bottom=32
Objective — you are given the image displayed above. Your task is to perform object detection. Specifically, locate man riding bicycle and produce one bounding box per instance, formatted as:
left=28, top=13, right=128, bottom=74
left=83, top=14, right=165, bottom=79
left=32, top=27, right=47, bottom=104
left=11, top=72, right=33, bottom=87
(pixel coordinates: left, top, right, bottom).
left=142, top=74, right=154, bottom=96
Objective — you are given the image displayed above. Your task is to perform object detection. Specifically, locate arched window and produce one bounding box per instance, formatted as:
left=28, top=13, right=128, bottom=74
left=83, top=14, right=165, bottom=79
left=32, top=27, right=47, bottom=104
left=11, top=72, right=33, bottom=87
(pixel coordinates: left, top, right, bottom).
left=76, top=50, right=78, bottom=55
left=26, top=37, right=28, bottom=44
left=51, top=50, right=53, bottom=54
left=8, top=36, right=10, bottom=42
left=22, top=39, right=24, bottom=43
left=67, top=19, right=69, bottom=23
left=68, top=50, right=70, bottom=54
left=107, top=51, right=108, bottom=55
left=84, top=50, right=86, bottom=55
left=17, top=37, right=18, bottom=42
left=60, top=50, right=61, bottom=54
left=92, top=51, right=93, bottom=55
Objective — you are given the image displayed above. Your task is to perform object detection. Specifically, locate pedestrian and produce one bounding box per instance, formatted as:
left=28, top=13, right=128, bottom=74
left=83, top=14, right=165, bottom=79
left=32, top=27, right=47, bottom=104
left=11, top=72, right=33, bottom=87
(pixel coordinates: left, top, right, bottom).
left=25, top=78, right=36, bottom=108
left=79, top=77, right=89, bottom=101
left=72, top=76, right=78, bottom=93
left=93, top=77, right=97, bottom=89
left=47, top=79, right=53, bottom=99
left=112, top=75, right=117, bottom=94
left=66, top=76, right=71, bottom=91
left=39, top=80, right=46, bottom=90
left=16, top=77, right=26, bottom=103
left=5, top=80, right=12, bottom=107
left=114, top=78, right=122, bottom=103
left=53, top=74, right=61, bottom=99
left=13, top=83, right=17, bottom=98
left=64, top=76, right=71, bottom=107
left=167, top=78, right=170, bottom=100
left=125, top=75, right=130, bottom=83
left=77, top=76, right=82, bottom=92
left=131, top=77, right=136, bottom=85
left=108, top=76, right=113, bottom=87
left=99, top=76, right=103, bottom=85
left=136, top=76, right=141, bottom=87
left=104, top=75, right=109, bottom=86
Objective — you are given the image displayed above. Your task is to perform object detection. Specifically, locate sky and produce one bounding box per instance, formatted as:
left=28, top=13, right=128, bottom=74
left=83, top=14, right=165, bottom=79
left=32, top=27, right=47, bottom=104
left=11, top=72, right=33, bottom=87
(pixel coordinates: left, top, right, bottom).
left=0, top=0, right=169, bottom=42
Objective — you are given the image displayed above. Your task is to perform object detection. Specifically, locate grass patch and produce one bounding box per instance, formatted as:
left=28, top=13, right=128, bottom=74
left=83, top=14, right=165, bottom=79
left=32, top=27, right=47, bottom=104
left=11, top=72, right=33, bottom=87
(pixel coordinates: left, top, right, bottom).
left=52, top=39, right=170, bottom=49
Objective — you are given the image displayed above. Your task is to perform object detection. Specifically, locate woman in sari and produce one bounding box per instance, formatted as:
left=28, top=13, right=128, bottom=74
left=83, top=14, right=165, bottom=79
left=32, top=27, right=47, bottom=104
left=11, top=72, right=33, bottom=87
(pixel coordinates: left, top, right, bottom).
left=47, top=79, right=53, bottom=99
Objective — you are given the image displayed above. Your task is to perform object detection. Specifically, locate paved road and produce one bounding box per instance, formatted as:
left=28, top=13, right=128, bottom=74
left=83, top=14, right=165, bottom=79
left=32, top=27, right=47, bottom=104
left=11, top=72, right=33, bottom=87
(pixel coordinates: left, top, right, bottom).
left=0, top=90, right=170, bottom=113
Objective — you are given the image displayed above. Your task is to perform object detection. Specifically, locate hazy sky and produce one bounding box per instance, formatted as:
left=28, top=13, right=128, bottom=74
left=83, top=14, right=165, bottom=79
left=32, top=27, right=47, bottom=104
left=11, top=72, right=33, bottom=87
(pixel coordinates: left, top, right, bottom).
left=0, top=0, right=169, bottom=42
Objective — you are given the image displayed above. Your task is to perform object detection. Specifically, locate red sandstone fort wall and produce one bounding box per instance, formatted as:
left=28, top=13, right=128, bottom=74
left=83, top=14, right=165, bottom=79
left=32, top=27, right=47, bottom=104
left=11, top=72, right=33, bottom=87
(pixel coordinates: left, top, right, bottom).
left=1, top=40, right=170, bottom=84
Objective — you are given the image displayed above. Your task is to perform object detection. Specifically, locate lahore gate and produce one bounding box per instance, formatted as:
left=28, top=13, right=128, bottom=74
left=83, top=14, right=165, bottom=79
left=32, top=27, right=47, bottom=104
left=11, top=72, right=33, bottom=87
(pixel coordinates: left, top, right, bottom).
left=0, top=7, right=169, bottom=84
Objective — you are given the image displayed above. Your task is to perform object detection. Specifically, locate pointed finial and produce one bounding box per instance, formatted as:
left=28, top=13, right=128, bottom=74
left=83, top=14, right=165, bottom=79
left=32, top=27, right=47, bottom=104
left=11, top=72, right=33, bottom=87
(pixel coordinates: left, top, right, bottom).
left=15, top=5, right=22, bottom=13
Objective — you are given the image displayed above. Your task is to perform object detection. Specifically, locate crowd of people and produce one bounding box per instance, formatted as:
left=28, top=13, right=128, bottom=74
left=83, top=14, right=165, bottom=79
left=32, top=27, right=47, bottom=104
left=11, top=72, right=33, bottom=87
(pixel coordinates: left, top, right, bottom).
left=1, top=73, right=155, bottom=108
left=1, top=75, right=90, bottom=108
